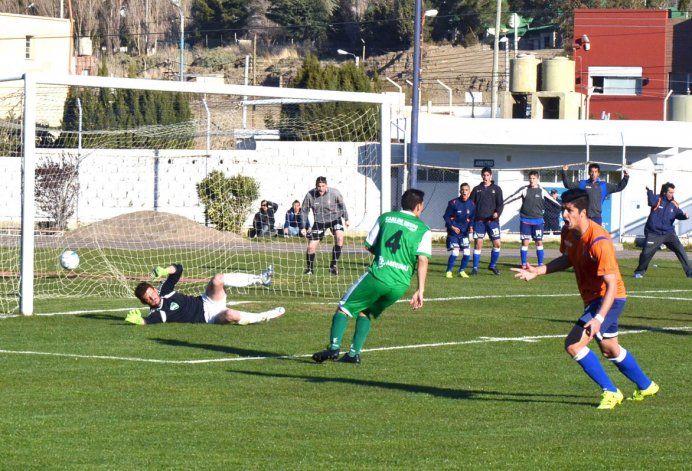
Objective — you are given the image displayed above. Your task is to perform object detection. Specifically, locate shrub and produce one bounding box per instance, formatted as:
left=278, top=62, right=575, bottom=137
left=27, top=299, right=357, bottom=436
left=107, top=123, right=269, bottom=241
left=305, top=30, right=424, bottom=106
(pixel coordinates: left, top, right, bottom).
left=197, top=171, right=259, bottom=233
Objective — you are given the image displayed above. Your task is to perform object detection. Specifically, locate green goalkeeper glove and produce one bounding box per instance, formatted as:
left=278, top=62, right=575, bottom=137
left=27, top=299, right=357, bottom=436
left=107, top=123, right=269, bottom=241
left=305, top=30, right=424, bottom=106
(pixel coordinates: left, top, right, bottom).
left=151, top=266, right=169, bottom=279
left=125, top=309, right=145, bottom=325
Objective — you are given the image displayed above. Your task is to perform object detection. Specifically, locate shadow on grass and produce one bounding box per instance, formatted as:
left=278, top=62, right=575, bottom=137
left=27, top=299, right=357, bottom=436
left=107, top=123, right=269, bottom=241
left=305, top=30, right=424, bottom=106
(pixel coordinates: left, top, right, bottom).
left=519, top=317, right=690, bottom=336
left=151, top=337, right=295, bottom=359
left=229, top=370, right=594, bottom=406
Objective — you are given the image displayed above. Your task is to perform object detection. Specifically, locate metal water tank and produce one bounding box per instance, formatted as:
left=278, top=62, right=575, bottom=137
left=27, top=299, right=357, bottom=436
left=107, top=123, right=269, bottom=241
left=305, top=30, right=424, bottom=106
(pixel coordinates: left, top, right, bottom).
left=510, top=54, right=539, bottom=93
left=542, top=57, right=575, bottom=92
left=668, top=95, right=692, bottom=122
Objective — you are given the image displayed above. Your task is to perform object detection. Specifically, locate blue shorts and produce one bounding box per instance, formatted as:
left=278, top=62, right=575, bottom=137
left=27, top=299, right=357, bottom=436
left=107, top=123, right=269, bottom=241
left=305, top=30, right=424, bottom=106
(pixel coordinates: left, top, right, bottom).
left=520, top=221, right=544, bottom=241
left=473, top=220, right=501, bottom=241
left=577, top=298, right=626, bottom=340
left=446, top=232, right=470, bottom=251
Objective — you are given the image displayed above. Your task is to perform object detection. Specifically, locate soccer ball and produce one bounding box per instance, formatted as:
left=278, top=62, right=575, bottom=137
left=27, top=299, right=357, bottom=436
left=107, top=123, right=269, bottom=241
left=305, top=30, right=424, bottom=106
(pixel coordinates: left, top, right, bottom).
left=59, top=250, right=80, bottom=270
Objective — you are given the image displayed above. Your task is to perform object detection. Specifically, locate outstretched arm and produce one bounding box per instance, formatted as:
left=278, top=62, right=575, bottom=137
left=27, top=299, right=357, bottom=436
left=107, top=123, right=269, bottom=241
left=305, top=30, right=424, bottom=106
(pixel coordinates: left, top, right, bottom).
left=606, top=170, right=629, bottom=194
left=503, top=186, right=525, bottom=205
left=157, top=264, right=182, bottom=296
left=561, top=165, right=579, bottom=189
left=512, top=253, right=572, bottom=281
left=541, top=188, right=561, bottom=207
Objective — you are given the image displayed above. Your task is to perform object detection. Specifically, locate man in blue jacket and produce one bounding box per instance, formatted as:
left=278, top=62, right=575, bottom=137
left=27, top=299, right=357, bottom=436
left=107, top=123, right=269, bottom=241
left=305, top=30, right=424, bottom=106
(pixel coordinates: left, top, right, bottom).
left=634, top=182, right=691, bottom=279
left=561, top=163, right=629, bottom=225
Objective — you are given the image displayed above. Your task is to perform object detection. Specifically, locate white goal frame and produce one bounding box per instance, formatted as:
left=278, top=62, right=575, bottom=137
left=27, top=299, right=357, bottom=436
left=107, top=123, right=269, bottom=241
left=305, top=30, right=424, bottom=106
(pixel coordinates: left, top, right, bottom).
left=3, top=72, right=398, bottom=315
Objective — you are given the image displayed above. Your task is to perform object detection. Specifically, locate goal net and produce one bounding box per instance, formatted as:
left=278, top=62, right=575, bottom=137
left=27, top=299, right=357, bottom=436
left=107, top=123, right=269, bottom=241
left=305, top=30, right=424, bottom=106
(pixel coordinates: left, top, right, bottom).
left=0, top=76, right=396, bottom=315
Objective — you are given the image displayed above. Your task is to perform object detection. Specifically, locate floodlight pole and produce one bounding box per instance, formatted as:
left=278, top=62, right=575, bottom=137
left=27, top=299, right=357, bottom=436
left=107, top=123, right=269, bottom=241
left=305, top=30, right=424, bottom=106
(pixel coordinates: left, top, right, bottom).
left=410, top=0, right=423, bottom=188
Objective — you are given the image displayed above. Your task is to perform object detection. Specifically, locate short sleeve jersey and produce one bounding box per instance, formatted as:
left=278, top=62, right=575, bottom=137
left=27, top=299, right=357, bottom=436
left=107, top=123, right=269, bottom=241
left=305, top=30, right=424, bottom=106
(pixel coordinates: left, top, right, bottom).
left=364, top=210, right=432, bottom=287
left=559, top=223, right=627, bottom=305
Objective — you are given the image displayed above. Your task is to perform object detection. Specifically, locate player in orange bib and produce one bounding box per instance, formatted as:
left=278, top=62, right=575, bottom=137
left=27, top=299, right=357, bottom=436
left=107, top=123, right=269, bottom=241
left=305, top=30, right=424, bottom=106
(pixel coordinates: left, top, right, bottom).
left=512, top=189, right=659, bottom=410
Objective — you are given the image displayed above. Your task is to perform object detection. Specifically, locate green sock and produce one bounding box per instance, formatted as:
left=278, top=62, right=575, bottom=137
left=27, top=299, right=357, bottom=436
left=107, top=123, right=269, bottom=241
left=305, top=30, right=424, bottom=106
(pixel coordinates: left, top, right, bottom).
left=329, top=311, right=349, bottom=350
left=349, top=315, right=372, bottom=356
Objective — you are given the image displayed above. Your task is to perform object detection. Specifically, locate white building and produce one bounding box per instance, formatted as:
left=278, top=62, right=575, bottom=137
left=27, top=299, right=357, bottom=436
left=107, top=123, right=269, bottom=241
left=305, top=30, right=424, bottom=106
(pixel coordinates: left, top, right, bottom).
left=0, top=13, right=71, bottom=127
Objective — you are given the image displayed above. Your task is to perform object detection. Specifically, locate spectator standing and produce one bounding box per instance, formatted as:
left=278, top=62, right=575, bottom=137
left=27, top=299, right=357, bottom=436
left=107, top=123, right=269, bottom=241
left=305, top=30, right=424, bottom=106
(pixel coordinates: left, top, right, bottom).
left=470, top=167, right=504, bottom=275
left=544, top=189, right=562, bottom=234
left=634, top=183, right=691, bottom=279
left=504, top=171, right=561, bottom=268
left=442, top=183, right=475, bottom=278
left=561, top=163, right=629, bottom=225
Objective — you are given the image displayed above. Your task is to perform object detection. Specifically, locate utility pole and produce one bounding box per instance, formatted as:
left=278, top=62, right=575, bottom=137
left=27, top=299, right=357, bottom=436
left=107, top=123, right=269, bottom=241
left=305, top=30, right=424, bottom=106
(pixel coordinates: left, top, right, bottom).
left=410, top=0, right=423, bottom=188
left=490, top=0, right=501, bottom=118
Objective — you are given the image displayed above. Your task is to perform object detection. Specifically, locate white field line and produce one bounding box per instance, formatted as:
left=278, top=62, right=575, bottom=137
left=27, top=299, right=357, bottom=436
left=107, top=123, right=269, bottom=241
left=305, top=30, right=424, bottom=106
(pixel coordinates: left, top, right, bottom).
left=0, top=326, right=689, bottom=365
left=1, top=290, right=690, bottom=319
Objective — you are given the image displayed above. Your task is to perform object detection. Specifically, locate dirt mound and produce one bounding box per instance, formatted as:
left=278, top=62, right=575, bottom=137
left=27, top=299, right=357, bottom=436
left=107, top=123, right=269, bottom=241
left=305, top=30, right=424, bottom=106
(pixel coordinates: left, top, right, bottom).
left=62, top=211, right=246, bottom=250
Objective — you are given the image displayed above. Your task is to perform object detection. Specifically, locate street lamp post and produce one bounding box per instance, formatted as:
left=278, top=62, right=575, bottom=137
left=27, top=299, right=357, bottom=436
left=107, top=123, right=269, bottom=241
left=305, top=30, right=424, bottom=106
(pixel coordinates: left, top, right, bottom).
left=499, top=36, right=509, bottom=91
left=409, top=6, right=438, bottom=189
left=170, top=0, right=184, bottom=81
left=337, top=48, right=359, bottom=66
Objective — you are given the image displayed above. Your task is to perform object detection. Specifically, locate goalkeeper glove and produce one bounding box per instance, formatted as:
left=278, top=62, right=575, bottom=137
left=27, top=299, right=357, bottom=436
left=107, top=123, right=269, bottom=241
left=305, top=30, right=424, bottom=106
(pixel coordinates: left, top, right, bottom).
left=151, top=266, right=169, bottom=279
left=125, top=309, right=145, bottom=325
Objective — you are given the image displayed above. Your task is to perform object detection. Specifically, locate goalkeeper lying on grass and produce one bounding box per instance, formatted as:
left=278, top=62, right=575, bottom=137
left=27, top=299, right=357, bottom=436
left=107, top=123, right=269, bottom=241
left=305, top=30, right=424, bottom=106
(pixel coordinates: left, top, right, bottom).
left=126, top=263, right=284, bottom=325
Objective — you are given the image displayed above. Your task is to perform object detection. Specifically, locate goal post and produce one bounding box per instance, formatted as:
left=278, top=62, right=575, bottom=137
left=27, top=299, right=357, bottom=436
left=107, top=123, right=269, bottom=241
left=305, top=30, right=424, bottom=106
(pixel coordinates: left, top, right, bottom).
left=1, top=72, right=398, bottom=316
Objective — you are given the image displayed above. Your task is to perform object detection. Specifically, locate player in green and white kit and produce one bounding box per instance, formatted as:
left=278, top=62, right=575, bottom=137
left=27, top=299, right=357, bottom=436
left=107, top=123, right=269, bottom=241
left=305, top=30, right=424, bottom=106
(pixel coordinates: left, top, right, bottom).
left=312, top=189, right=432, bottom=364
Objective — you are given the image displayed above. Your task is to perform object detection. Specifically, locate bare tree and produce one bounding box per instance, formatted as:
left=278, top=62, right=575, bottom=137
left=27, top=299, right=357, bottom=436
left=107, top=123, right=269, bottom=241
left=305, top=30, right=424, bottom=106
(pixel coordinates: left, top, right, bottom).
left=35, top=152, right=81, bottom=230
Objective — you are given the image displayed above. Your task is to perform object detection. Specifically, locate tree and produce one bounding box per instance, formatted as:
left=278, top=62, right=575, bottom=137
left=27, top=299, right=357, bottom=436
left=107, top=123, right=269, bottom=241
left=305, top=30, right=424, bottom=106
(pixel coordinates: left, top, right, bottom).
left=35, top=152, right=81, bottom=230
left=430, top=0, right=507, bottom=46
left=280, top=54, right=380, bottom=141
left=267, top=0, right=336, bottom=46
left=191, top=0, right=253, bottom=44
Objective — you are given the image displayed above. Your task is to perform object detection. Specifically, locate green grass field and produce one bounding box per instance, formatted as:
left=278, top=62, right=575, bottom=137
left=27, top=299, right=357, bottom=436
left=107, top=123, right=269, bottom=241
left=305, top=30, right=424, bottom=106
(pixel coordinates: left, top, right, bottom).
left=1, top=255, right=690, bottom=468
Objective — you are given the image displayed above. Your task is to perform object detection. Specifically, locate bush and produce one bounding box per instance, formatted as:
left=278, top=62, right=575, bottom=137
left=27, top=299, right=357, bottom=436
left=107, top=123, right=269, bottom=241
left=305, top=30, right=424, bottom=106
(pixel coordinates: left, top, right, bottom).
left=191, top=48, right=237, bottom=71
left=197, top=171, right=259, bottom=233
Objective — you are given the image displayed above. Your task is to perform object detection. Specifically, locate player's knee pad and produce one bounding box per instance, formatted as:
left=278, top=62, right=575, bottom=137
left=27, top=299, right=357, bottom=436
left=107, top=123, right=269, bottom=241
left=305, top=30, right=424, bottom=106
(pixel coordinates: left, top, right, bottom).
left=451, top=248, right=460, bottom=257
left=462, top=248, right=470, bottom=256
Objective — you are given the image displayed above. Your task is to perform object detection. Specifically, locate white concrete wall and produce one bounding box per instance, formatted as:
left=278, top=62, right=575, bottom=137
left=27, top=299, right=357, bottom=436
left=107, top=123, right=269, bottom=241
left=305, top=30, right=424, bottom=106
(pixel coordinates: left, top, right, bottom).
left=0, top=142, right=383, bottom=233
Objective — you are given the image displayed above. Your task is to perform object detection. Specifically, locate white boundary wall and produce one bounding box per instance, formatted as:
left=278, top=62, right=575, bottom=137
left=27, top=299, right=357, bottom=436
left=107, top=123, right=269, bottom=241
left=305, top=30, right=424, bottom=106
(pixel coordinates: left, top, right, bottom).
left=0, top=142, right=382, bottom=232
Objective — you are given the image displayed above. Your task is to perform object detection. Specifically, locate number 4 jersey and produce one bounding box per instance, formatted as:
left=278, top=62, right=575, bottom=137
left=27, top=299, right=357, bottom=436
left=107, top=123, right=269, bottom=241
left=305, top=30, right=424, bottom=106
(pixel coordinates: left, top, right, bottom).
left=364, top=210, right=432, bottom=287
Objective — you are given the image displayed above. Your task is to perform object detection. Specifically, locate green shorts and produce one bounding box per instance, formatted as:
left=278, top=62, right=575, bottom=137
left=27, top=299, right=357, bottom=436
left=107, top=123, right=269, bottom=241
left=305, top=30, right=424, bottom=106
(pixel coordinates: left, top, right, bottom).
left=339, top=272, right=409, bottom=319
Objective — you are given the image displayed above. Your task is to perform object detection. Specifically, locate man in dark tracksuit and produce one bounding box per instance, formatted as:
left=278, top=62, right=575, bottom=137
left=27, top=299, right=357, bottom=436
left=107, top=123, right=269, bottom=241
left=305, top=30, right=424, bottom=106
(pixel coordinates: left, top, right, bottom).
left=470, top=167, right=504, bottom=275
left=634, top=183, right=691, bottom=279
left=561, top=163, right=629, bottom=226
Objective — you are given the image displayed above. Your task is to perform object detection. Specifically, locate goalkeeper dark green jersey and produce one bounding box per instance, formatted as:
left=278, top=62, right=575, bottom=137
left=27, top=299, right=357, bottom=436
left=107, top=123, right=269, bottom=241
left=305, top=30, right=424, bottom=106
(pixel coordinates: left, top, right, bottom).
left=364, top=210, right=432, bottom=287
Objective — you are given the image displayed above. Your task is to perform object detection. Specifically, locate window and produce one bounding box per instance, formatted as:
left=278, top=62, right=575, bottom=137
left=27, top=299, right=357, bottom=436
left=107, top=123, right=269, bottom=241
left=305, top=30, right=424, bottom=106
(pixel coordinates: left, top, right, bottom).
left=25, top=36, right=33, bottom=60
left=589, top=67, right=642, bottom=96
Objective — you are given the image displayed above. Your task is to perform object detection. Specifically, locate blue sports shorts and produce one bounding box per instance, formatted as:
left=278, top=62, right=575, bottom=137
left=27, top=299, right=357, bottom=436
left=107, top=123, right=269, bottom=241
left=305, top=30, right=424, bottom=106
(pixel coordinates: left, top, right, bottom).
left=577, top=298, right=626, bottom=340
left=473, top=220, right=500, bottom=241
left=520, top=221, right=545, bottom=241
left=446, top=232, right=470, bottom=251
